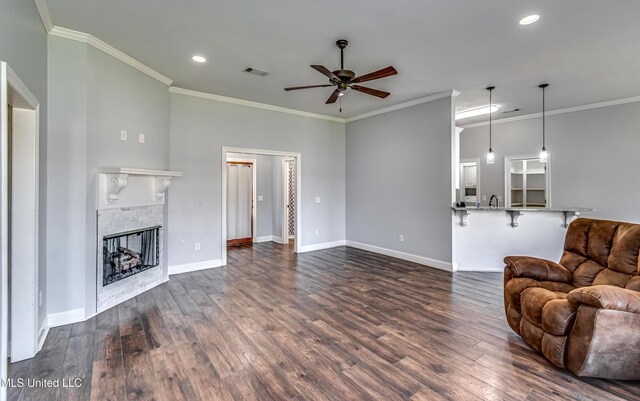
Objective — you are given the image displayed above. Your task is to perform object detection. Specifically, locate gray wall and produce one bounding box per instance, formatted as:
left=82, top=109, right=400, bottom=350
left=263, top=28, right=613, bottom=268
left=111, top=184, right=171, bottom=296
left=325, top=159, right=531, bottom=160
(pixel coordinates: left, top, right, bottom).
left=0, top=0, right=48, bottom=327
left=168, top=93, right=345, bottom=266
left=47, top=36, right=170, bottom=315
left=461, top=101, right=640, bottom=223
left=346, top=97, right=455, bottom=263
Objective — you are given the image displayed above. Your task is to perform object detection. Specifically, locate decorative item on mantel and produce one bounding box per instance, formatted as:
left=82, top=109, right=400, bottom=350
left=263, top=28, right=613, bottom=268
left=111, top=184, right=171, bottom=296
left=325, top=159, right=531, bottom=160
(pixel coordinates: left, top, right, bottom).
left=98, top=168, right=182, bottom=209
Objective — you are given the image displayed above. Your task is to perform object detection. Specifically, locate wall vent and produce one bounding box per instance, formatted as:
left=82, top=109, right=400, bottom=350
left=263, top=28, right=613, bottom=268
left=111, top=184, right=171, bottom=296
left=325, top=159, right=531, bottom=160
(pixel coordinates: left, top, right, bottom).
left=243, top=67, right=270, bottom=77
left=501, top=108, right=521, bottom=114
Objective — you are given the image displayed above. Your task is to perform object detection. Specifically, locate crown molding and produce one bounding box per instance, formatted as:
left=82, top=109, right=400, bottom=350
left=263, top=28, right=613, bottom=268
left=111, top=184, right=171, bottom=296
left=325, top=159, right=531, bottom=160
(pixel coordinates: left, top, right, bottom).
left=49, top=26, right=173, bottom=86
left=461, top=95, right=640, bottom=129
left=169, top=87, right=346, bottom=123
left=34, top=0, right=54, bottom=33
left=345, top=90, right=459, bottom=123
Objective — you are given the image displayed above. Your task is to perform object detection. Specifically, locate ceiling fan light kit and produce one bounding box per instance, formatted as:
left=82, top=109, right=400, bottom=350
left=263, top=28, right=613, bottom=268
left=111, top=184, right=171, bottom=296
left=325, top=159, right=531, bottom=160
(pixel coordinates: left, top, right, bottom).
left=284, top=39, right=398, bottom=112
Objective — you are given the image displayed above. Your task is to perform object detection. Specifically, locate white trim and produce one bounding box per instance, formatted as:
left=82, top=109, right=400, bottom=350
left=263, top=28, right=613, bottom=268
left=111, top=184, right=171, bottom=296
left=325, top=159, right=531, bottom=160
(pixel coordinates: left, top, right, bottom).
left=299, top=240, right=346, bottom=253
left=0, top=62, right=8, bottom=401
left=47, top=308, right=86, bottom=327
left=254, top=235, right=275, bottom=243
left=345, top=90, right=460, bottom=123
left=272, top=236, right=285, bottom=244
left=49, top=26, right=173, bottom=86
left=37, top=322, right=49, bottom=352
left=461, top=95, right=640, bottom=129
left=455, top=267, right=504, bottom=273
left=168, top=259, right=224, bottom=275
left=170, top=87, right=344, bottom=122
left=345, top=240, right=453, bottom=272
left=34, top=0, right=54, bottom=33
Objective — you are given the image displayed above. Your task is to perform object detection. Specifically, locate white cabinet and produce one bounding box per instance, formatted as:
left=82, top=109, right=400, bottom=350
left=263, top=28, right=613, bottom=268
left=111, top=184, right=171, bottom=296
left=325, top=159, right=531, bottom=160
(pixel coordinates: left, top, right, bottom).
left=460, top=161, right=479, bottom=202
left=463, top=165, right=477, bottom=187
left=506, top=158, right=548, bottom=208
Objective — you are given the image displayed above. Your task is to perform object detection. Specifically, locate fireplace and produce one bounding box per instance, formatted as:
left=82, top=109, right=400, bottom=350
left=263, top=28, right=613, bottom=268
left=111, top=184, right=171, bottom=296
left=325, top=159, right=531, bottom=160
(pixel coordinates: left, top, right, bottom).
left=102, top=226, right=160, bottom=286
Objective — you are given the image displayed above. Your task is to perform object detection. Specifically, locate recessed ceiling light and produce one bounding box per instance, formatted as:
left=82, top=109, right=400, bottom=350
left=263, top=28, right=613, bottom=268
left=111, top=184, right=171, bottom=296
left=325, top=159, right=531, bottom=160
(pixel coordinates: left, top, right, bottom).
left=192, top=55, right=207, bottom=63
left=519, top=15, right=540, bottom=25
left=455, top=105, right=500, bottom=120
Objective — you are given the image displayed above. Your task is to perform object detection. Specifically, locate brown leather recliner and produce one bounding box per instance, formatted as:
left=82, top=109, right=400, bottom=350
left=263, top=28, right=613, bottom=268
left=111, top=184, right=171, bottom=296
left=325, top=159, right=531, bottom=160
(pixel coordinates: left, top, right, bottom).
left=503, top=218, right=640, bottom=380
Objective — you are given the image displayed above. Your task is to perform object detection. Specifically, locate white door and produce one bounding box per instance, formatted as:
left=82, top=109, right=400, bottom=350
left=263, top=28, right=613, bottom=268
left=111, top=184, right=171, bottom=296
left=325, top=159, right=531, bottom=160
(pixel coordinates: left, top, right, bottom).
left=227, top=162, right=253, bottom=245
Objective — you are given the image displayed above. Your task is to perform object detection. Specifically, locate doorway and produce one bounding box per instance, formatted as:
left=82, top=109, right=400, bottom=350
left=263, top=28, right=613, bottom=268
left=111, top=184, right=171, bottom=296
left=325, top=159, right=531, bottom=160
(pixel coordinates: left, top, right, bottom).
left=226, top=159, right=255, bottom=246
left=221, top=147, right=302, bottom=265
left=1, top=62, right=41, bottom=400
left=282, top=157, right=296, bottom=245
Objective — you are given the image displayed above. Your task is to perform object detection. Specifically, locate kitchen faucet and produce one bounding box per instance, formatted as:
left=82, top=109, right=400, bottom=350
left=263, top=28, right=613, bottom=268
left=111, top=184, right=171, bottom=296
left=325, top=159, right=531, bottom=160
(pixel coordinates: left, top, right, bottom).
left=489, top=194, right=499, bottom=208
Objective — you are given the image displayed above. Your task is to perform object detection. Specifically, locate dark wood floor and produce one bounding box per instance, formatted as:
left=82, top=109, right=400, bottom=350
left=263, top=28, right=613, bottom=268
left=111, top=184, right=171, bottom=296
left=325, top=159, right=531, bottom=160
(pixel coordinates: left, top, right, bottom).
left=9, top=243, right=640, bottom=401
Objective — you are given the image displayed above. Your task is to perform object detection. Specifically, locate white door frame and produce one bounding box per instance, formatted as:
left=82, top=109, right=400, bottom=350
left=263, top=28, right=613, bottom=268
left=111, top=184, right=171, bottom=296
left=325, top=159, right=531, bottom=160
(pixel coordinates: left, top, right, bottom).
left=226, top=156, right=257, bottom=243
left=221, top=147, right=302, bottom=265
left=1, top=61, right=41, bottom=401
left=281, top=157, right=295, bottom=244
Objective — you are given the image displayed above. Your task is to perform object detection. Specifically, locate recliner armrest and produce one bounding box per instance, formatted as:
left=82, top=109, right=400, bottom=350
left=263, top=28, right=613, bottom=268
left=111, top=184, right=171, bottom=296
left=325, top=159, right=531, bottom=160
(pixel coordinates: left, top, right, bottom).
left=567, top=285, right=640, bottom=314
left=504, top=256, right=572, bottom=283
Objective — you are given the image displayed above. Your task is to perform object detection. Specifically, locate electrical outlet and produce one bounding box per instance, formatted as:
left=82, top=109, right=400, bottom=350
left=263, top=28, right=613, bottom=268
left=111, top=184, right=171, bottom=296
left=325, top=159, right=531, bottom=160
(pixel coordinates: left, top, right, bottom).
left=39, top=290, right=43, bottom=306
left=258, top=195, right=263, bottom=201
left=314, top=228, right=319, bottom=235
left=120, top=130, right=127, bottom=141
left=195, top=242, right=201, bottom=251
left=399, top=234, right=404, bottom=243
left=138, top=133, right=145, bottom=143
left=482, top=195, right=487, bottom=201
left=315, top=197, right=321, bottom=203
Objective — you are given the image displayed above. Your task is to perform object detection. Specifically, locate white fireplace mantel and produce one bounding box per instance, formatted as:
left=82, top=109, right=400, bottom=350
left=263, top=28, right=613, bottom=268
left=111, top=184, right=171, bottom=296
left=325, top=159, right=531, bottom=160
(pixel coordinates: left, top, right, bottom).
left=97, top=168, right=182, bottom=209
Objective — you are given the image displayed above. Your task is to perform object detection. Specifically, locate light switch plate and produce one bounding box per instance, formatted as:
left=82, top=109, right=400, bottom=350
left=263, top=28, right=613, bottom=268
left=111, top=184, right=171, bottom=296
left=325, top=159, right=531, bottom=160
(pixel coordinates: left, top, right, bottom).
left=120, top=130, right=127, bottom=141
left=315, top=197, right=321, bottom=203
left=257, top=195, right=263, bottom=201
left=139, top=133, right=145, bottom=143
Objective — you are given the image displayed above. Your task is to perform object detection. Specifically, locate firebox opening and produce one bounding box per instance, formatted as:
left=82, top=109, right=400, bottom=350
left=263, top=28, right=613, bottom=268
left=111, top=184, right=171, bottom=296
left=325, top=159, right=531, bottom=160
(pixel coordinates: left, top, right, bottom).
left=102, top=226, right=160, bottom=286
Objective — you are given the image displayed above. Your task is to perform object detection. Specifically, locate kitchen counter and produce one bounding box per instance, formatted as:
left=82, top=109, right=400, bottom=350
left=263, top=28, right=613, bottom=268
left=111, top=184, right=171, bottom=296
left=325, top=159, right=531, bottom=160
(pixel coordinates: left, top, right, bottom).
left=451, top=206, right=594, bottom=227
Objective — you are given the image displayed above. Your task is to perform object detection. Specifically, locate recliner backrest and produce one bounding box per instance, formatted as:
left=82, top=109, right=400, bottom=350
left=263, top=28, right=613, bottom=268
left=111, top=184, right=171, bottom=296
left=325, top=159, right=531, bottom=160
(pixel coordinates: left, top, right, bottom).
left=560, top=218, right=640, bottom=290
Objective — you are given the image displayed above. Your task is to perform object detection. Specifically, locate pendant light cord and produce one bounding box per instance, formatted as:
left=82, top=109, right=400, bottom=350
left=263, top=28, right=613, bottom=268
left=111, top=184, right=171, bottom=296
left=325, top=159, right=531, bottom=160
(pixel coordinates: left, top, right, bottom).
left=487, top=86, right=495, bottom=151
left=540, top=84, right=549, bottom=150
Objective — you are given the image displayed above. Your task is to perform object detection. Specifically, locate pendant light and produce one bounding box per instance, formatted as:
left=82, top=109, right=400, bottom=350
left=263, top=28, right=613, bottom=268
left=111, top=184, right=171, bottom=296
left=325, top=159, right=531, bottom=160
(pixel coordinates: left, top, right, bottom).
left=539, top=84, right=549, bottom=163
left=486, top=86, right=495, bottom=164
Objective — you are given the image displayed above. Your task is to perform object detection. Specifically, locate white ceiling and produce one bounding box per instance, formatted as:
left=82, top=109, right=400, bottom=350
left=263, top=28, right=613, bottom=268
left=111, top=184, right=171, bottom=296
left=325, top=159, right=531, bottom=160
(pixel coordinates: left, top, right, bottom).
left=47, top=0, right=640, bottom=122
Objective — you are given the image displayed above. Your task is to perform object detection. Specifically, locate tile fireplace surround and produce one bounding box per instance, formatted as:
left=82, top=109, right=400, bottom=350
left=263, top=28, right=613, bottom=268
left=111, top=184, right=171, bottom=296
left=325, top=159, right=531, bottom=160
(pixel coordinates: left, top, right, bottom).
left=96, top=168, right=181, bottom=313
left=97, top=205, right=164, bottom=312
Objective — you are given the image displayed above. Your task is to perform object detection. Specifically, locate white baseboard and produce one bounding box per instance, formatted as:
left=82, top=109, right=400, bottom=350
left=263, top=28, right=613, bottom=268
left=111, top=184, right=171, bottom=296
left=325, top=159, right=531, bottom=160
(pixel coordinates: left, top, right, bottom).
left=48, top=308, right=86, bottom=328
left=299, top=240, right=346, bottom=253
left=456, top=267, right=504, bottom=272
left=168, top=259, right=224, bottom=275
left=345, top=240, right=453, bottom=272
left=37, top=321, right=49, bottom=352
left=272, top=236, right=285, bottom=244
left=254, top=235, right=274, bottom=243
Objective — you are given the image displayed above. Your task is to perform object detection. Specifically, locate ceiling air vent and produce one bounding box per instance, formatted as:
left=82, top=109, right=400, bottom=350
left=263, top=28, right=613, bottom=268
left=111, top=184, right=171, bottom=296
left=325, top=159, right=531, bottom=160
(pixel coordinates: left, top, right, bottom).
left=243, top=67, right=270, bottom=77
left=501, top=108, right=521, bottom=114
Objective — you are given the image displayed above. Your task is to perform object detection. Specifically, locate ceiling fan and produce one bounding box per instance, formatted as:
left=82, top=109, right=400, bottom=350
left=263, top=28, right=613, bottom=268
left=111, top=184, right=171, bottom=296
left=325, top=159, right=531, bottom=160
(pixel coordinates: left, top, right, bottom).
left=284, top=39, right=398, bottom=111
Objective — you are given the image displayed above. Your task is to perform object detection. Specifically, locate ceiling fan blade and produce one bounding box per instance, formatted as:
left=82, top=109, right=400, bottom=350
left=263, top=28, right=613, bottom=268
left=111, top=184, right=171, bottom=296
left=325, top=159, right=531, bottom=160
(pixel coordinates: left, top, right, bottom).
left=326, top=89, right=341, bottom=104
left=311, top=65, right=340, bottom=82
left=351, top=66, right=397, bottom=84
left=284, top=84, right=333, bottom=91
left=351, top=85, right=390, bottom=99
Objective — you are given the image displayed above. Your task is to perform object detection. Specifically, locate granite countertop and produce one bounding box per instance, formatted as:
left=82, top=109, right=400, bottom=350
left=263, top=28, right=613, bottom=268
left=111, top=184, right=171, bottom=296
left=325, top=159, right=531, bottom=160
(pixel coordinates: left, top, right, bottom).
left=451, top=206, right=594, bottom=212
